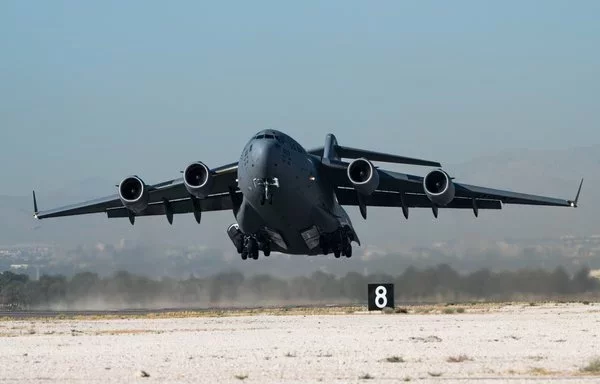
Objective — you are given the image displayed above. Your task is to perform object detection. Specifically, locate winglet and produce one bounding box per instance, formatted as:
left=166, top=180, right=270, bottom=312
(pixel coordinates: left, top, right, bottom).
left=33, top=190, right=39, bottom=219
left=568, top=178, right=584, bottom=207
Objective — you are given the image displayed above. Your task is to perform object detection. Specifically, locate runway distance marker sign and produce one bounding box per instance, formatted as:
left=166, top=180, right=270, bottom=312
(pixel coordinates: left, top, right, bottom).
left=367, top=283, right=394, bottom=310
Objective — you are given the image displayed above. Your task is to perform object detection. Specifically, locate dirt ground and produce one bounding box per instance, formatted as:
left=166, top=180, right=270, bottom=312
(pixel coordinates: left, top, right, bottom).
left=1, top=302, right=600, bottom=383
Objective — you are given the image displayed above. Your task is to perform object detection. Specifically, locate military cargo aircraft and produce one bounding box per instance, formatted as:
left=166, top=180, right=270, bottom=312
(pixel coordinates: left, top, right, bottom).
left=33, top=130, right=583, bottom=260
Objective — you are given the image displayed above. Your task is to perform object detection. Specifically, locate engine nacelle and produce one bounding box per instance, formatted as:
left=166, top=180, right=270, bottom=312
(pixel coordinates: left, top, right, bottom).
left=423, top=169, right=455, bottom=206
left=347, top=158, right=379, bottom=196
left=118, top=175, right=149, bottom=213
left=183, top=161, right=214, bottom=198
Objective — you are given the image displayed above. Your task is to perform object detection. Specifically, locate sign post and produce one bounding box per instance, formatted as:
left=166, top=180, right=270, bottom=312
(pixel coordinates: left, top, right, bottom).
left=367, top=283, right=394, bottom=310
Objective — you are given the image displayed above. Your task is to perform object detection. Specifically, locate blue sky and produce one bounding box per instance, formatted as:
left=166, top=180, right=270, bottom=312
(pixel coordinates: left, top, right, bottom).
left=1, top=1, right=598, bottom=196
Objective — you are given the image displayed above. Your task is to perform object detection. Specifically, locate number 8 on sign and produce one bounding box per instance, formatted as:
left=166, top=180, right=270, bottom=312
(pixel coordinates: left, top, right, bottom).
left=367, top=283, right=394, bottom=311
left=375, top=285, right=387, bottom=308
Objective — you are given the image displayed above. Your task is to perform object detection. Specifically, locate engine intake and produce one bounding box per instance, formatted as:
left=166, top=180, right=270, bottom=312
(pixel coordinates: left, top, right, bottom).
left=423, top=169, right=455, bottom=206
left=347, top=158, right=379, bottom=196
left=183, top=161, right=213, bottom=198
left=118, top=175, right=149, bottom=213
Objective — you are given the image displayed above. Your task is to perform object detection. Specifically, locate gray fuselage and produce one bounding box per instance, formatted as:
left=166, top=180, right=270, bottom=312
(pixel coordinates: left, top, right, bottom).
left=235, top=130, right=354, bottom=255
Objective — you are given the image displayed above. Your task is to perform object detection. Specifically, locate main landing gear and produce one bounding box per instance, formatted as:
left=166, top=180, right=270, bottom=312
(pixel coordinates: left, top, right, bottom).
left=239, top=236, right=271, bottom=260
left=319, top=227, right=353, bottom=259
left=227, top=224, right=270, bottom=261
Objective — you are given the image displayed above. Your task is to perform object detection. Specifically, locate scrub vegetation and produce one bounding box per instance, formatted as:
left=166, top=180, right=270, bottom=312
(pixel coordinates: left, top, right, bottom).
left=0, top=264, right=598, bottom=310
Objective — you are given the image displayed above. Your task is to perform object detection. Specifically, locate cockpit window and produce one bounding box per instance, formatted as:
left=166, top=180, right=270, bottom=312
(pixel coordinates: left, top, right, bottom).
left=254, top=133, right=277, bottom=140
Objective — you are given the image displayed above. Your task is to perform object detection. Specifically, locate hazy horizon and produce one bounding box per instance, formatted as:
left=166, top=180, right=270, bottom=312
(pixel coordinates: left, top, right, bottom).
left=1, top=2, right=598, bottom=274
left=1, top=1, right=599, bottom=194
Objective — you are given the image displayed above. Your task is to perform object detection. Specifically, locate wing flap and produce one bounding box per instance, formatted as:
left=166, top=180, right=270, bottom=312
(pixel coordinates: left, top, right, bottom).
left=34, top=194, right=123, bottom=219
left=106, top=192, right=234, bottom=218
left=335, top=188, right=502, bottom=210
left=455, top=183, right=576, bottom=207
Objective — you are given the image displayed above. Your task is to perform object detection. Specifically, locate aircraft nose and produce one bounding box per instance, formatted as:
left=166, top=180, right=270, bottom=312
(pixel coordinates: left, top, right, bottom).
left=251, top=138, right=279, bottom=177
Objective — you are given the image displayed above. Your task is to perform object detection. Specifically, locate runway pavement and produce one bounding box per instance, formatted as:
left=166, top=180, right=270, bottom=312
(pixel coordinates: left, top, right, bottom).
left=0, top=303, right=353, bottom=319
left=1, top=302, right=600, bottom=383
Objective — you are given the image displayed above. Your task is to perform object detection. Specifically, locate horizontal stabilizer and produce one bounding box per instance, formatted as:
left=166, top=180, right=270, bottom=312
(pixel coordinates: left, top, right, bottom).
left=309, top=145, right=441, bottom=167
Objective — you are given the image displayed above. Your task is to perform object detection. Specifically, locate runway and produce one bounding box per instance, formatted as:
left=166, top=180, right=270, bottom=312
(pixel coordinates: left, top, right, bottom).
left=0, top=303, right=353, bottom=319
left=1, top=302, right=599, bottom=383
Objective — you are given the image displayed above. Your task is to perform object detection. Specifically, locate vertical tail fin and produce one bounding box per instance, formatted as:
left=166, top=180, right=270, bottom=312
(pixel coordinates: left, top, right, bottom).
left=322, top=133, right=340, bottom=161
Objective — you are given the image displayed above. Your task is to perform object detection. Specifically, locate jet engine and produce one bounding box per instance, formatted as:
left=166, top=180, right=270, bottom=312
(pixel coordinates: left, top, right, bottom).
left=183, top=161, right=214, bottom=198
left=118, top=175, right=149, bottom=213
left=347, top=158, right=379, bottom=196
left=423, top=169, right=455, bottom=206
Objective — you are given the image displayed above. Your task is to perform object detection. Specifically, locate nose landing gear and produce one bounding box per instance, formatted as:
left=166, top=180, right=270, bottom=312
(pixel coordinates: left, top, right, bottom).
left=253, top=177, right=279, bottom=205
left=260, top=191, right=273, bottom=206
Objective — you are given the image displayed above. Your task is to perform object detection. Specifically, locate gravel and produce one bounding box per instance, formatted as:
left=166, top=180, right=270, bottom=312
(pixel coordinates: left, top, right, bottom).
left=1, top=302, right=600, bottom=383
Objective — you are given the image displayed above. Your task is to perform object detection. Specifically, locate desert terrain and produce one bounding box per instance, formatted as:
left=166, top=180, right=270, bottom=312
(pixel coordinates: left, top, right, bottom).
left=1, top=302, right=599, bottom=383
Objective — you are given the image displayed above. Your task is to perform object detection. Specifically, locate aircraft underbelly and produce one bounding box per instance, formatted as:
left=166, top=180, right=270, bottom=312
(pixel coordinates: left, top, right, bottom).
left=256, top=189, right=324, bottom=254
left=246, top=183, right=339, bottom=254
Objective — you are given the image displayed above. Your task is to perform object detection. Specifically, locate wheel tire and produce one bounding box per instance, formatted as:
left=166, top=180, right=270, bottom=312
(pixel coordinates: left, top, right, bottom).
left=247, top=238, right=257, bottom=260
left=241, top=251, right=248, bottom=260
left=334, top=250, right=341, bottom=258
left=345, top=245, right=352, bottom=258
left=264, top=248, right=271, bottom=257
left=319, top=236, right=329, bottom=255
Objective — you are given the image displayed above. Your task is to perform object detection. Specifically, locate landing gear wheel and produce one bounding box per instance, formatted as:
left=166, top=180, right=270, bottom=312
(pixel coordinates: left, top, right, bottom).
left=344, top=244, right=352, bottom=258
left=319, top=236, right=329, bottom=255
left=263, top=248, right=271, bottom=257
left=247, top=238, right=259, bottom=260
left=342, top=236, right=352, bottom=258
left=241, top=251, right=248, bottom=260
left=334, top=249, right=341, bottom=258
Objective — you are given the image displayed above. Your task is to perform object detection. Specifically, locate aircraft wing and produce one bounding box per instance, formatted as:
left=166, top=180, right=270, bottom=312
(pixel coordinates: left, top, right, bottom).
left=335, top=187, right=503, bottom=210
left=33, top=162, right=239, bottom=223
left=323, top=160, right=582, bottom=214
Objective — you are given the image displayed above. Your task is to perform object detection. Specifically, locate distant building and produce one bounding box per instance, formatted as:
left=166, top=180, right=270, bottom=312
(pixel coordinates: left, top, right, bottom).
left=9, top=264, right=40, bottom=280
